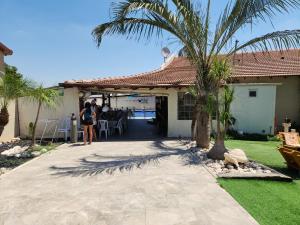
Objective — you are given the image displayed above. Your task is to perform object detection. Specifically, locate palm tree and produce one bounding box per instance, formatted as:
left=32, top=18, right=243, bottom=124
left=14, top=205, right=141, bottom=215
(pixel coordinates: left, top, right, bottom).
left=0, top=65, right=30, bottom=136
left=93, top=0, right=300, bottom=156
left=28, top=86, right=58, bottom=146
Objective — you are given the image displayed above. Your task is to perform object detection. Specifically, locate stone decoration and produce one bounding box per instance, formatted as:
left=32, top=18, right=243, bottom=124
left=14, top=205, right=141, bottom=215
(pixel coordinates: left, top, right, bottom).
left=224, top=149, right=249, bottom=168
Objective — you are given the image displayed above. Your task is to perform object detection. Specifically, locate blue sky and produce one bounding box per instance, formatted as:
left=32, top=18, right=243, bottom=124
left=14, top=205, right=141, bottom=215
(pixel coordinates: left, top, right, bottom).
left=0, top=0, right=299, bottom=86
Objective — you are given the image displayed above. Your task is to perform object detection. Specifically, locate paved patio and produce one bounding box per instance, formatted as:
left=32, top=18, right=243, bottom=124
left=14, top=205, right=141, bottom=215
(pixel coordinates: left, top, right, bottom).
left=0, top=140, right=258, bottom=225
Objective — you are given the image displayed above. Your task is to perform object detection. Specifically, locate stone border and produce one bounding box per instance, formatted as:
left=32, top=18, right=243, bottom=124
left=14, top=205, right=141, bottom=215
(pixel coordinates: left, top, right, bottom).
left=216, top=162, right=292, bottom=181
left=197, top=149, right=293, bottom=182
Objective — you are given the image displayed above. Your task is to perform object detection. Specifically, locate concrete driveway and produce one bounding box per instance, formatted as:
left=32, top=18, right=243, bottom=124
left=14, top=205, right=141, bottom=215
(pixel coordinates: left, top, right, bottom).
left=0, top=140, right=258, bottom=225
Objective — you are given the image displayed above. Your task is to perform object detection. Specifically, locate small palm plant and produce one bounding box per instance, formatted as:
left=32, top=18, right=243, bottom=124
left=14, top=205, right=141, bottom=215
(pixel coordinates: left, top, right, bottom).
left=199, top=59, right=234, bottom=159
left=28, top=86, right=58, bottom=146
left=0, top=65, right=30, bottom=136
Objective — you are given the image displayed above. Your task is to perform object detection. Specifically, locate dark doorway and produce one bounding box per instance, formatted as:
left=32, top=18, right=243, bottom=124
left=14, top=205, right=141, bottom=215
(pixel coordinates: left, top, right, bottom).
left=156, top=96, right=168, bottom=137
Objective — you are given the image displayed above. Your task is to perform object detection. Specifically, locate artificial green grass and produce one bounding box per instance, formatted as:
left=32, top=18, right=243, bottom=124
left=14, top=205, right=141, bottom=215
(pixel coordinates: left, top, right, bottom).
left=28, top=143, right=61, bottom=153
left=218, top=140, right=300, bottom=225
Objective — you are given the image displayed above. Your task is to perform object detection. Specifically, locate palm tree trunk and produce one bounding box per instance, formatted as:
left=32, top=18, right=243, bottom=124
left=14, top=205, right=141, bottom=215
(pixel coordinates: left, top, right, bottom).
left=31, top=101, right=42, bottom=146
left=191, top=106, right=197, bottom=141
left=208, top=91, right=227, bottom=160
left=0, top=106, right=9, bottom=137
left=195, top=95, right=210, bottom=148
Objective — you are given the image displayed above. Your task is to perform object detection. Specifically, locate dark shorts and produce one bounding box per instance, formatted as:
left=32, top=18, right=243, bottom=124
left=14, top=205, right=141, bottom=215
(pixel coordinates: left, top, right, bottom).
left=82, top=120, right=93, bottom=126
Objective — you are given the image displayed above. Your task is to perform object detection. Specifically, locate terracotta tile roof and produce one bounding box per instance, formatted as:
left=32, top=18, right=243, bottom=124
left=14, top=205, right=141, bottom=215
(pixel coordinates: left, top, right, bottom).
left=62, top=49, right=300, bottom=88
left=0, top=42, right=13, bottom=56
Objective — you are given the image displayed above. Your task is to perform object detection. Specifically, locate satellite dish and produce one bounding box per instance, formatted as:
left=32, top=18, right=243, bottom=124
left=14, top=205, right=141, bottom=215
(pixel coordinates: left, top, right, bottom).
left=161, top=47, right=171, bottom=58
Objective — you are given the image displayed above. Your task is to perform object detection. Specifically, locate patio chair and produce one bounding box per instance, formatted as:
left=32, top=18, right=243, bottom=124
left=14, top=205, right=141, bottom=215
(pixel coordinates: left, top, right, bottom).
left=77, top=122, right=84, bottom=140
left=57, top=117, right=85, bottom=141
left=57, top=117, right=70, bottom=141
left=98, top=120, right=109, bottom=140
left=113, top=118, right=123, bottom=135
left=108, top=121, right=117, bottom=135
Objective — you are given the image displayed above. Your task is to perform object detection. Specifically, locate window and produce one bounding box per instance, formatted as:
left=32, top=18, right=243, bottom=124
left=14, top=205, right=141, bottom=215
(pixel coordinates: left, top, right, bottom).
left=249, top=90, right=257, bottom=97
left=178, top=92, right=195, bottom=120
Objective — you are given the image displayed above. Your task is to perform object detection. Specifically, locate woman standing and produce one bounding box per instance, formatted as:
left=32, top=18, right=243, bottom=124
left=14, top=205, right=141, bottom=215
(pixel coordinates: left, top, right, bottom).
left=91, top=99, right=98, bottom=140
left=80, top=102, right=96, bottom=145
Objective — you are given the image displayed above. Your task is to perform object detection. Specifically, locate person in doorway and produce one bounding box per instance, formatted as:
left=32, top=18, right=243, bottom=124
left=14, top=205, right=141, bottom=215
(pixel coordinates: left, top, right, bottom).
left=91, top=99, right=98, bottom=140
left=80, top=102, right=96, bottom=145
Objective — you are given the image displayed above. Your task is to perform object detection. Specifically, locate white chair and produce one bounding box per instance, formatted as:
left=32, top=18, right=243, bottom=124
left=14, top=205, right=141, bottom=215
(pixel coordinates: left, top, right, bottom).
left=57, top=117, right=84, bottom=142
left=113, top=118, right=123, bottom=136
left=98, top=120, right=109, bottom=140
left=108, top=121, right=117, bottom=135
left=57, top=118, right=70, bottom=141
left=77, top=122, right=84, bottom=140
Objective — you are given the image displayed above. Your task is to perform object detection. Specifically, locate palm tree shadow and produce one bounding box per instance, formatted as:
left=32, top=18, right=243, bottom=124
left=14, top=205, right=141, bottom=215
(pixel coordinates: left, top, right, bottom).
left=50, top=140, right=204, bottom=177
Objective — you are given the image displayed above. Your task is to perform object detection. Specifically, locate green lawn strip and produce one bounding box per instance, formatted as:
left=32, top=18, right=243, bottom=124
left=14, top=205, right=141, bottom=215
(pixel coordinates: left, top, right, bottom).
left=217, top=140, right=300, bottom=225
left=28, top=143, right=61, bottom=153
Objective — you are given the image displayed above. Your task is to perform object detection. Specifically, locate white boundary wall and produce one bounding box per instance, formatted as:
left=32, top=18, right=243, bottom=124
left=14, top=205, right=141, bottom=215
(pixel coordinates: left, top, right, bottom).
left=18, top=87, right=80, bottom=139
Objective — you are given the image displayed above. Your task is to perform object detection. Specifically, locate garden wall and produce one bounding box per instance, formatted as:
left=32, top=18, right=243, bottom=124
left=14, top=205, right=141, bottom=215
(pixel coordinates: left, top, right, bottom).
left=18, top=87, right=80, bottom=139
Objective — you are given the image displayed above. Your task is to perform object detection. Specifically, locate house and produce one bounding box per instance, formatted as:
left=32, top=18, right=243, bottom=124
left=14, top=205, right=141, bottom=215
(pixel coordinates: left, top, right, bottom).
left=17, top=49, right=300, bottom=139
left=61, top=49, right=300, bottom=137
left=0, top=42, right=17, bottom=142
left=0, top=42, right=13, bottom=74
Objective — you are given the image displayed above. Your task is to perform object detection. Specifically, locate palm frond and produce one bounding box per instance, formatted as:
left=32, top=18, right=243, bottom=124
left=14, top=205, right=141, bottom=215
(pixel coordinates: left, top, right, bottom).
left=0, top=66, right=32, bottom=108
left=92, top=17, right=176, bottom=44
left=28, top=86, right=59, bottom=108
left=231, top=29, right=300, bottom=53
left=210, top=0, right=300, bottom=57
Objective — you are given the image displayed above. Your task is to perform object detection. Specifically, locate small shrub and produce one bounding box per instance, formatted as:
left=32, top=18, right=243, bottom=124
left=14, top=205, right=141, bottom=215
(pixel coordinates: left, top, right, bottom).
left=267, top=135, right=281, bottom=142
left=227, top=129, right=268, bottom=141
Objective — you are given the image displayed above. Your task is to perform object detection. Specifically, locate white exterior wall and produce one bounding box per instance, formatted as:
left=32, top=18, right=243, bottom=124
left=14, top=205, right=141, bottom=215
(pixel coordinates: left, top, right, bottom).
left=239, top=77, right=300, bottom=127
left=167, top=84, right=277, bottom=137
left=18, top=87, right=80, bottom=138
left=167, top=89, right=192, bottom=137
left=230, top=84, right=277, bottom=134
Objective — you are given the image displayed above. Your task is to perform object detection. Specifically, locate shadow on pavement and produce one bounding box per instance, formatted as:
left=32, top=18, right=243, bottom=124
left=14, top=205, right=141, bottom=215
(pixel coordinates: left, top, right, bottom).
left=50, top=140, right=204, bottom=177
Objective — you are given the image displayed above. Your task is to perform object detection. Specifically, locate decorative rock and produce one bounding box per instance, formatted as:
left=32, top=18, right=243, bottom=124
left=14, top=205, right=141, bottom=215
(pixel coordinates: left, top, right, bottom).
left=222, top=168, right=229, bottom=173
left=31, top=151, right=42, bottom=157
left=11, top=137, right=21, bottom=142
left=226, top=164, right=234, bottom=170
left=20, top=152, right=32, bottom=158
left=216, top=168, right=222, bottom=173
left=1, top=145, right=27, bottom=156
left=224, top=149, right=248, bottom=168
left=263, top=170, right=272, bottom=174
left=219, top=160, right=225, bottom=167
left=205, top=159, right=213, bottom=164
